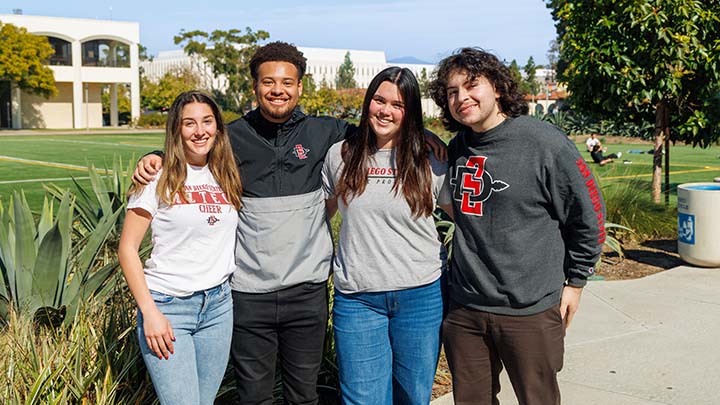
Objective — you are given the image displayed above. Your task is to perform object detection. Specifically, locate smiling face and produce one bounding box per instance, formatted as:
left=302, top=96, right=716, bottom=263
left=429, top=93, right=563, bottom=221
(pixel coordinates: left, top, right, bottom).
left=180, top=102, right=217, bottom=166
left=254, top=61, right=303, bottom=123
left=368, top=81, right=406, bottom=149
left=446, top=69, right=504, bottom=133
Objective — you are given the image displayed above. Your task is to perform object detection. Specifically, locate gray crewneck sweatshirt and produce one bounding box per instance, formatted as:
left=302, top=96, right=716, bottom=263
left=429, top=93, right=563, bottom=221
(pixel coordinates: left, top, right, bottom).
left=440, top=116, right=605, bottom=315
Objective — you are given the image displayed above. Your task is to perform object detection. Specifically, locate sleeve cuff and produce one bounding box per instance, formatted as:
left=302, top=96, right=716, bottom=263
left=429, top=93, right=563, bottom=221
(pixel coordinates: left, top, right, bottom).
left=566, top=275, right=588, bottom=288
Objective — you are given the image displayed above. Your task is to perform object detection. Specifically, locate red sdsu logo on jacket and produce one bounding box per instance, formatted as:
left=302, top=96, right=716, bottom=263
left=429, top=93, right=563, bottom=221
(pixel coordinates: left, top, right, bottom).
left=293, top=144, right=310, bottom=160
left=450, top=156, right=509, bottom=216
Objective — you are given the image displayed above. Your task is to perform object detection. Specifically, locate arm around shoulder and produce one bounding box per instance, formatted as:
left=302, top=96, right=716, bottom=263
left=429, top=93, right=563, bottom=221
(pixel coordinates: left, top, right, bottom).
left=133, top=152, right=165, bottom=185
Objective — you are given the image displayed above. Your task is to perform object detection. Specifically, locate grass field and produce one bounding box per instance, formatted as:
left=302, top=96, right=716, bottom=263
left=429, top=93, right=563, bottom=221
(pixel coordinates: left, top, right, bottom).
left=0, top=132, right=164, bottom=211
left=583, top=143, right=720, bottom=204
left=1, top=132, right=719, bottom=211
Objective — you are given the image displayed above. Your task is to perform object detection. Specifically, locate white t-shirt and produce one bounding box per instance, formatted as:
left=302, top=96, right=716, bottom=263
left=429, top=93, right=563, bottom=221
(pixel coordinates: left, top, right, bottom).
left=586, top=137, right=600, bottom=151
left=127, top=164, right=239, bottom=296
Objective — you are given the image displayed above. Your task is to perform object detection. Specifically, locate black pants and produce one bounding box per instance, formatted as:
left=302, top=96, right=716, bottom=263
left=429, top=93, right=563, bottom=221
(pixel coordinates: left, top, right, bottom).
left=442, top=300, right=565, bottom=405
left=230, top=282, right=328, bottom=405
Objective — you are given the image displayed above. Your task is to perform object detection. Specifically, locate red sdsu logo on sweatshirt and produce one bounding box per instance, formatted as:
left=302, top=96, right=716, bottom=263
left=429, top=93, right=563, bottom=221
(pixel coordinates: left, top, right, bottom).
left=451, top=156, right=509, bottom=216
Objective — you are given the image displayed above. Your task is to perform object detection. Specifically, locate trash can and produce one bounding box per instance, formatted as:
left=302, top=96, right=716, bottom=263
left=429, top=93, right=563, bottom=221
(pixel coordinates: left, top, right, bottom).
left=677, top=183, right=720, bottom=267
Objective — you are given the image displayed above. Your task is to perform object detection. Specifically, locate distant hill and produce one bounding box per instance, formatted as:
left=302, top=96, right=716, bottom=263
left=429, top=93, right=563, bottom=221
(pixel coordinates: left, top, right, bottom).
left=387, top=56, right=433, bottom=65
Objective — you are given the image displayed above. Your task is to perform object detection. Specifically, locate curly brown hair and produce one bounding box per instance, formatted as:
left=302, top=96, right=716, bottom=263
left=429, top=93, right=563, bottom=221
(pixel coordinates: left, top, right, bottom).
left=429, top=48, right=528, bottom=132
left=249, top=41, right=307, bottom=81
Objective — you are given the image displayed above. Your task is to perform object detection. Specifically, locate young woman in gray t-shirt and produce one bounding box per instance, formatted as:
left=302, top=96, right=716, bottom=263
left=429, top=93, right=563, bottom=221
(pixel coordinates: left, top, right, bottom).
left=322, top=67, right=452, bottom=405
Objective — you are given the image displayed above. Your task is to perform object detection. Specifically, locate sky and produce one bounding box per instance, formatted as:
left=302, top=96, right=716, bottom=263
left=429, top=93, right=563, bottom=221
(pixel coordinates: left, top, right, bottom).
left=11, top=0, right=558, bottom=65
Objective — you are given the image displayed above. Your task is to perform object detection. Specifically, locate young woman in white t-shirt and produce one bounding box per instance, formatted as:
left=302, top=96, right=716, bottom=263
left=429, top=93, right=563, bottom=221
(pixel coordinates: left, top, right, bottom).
left=118, top=91, right=242, bottom=404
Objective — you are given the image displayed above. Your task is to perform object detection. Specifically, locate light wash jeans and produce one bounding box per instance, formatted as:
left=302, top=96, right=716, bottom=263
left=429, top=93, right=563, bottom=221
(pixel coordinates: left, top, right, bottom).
left=333, top=278, right=443, bottom=405
left=137, top=281, right=233, bottom=405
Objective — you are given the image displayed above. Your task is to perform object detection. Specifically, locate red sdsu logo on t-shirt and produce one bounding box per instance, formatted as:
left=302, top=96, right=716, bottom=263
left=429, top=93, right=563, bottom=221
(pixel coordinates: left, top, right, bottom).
left=450, top=156, right=509, bottom=216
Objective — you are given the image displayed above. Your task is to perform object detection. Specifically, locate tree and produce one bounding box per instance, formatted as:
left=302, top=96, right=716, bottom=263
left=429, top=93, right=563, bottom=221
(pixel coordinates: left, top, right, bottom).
left=336, top=51, right=357, bottom=89
left=174, top=27, right=269, bottom=112
left=523, top=56, right=541, bottom=98
left=141, top=67, right=202, bottom=111
left=508, top=59, right=530, bottom=97
left=0, top=21, right=57, bottom=97
left=547, top=0, right=720, bottom=203
left=301, top=78, right=341, bottom=116
left=336, top=88, right=365, bottom=119
left=546, top=39, right=560, bottom=77
left=418, top=68, right=431, bottom=97
left=138, top=44, right=152, bottom=62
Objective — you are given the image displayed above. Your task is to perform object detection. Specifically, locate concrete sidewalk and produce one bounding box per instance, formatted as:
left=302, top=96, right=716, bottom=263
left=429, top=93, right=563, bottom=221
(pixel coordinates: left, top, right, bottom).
left=432, top=266, right=720, bottom=404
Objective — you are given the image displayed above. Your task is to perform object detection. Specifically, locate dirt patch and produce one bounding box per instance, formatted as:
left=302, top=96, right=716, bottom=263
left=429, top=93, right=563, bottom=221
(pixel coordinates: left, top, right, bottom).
left=596, top=238, right=683, bottom=280
left=432, top=350, right=453, bottom=400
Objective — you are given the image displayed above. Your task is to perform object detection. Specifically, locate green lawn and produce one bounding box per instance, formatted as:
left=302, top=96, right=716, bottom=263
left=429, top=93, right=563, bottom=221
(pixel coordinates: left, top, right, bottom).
left=1, top=132, right=718, bottom=211
left=0, top=133, right=163, bottom=210
left=581, top=142, right=720, bottom=204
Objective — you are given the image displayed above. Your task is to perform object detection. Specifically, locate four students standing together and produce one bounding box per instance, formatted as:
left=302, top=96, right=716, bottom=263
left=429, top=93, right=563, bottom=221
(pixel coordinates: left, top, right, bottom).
left=121, top=42, right=605, bottom=404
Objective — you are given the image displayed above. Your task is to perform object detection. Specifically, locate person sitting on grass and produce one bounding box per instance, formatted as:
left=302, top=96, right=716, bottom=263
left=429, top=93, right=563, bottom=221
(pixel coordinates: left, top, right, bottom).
left=585, top=133, right=600, bottom=152
left=590, top=143, right=621, bottom=166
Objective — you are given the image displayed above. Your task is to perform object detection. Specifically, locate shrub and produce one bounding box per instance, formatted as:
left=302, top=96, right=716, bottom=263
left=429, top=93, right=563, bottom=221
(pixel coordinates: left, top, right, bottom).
left=135, top=112, right=167, bottom=128
left=423, top=116, right=454, bottom=142
left=601, top=177, right=677, bottom=240
left=222, top=110, right=242, bottom=124
left=0, top=191, right=122, bottom=325
left=0, top=156, right=143, bottom=325
left=0, top=290, right=155, bottom=403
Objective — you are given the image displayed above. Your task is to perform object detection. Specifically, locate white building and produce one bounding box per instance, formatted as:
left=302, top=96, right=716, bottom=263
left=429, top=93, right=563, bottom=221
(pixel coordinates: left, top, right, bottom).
left=0, top=14, right=140, bottom=129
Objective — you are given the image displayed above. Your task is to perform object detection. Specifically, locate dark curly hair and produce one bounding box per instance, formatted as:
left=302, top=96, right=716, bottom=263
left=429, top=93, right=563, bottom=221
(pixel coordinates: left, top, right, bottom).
left=429, top=48, right=528, bottom=132
left=249, top=41, right=307, bottom=81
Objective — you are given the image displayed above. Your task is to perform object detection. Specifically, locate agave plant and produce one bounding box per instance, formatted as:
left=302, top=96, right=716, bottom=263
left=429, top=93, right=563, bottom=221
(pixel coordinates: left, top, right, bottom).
left=603, top=222, right=632, bottom=261
left=44, top=155, right=136, bottom=235
left=433, top=207, right=455, bottom=259
left=0, top=190, right=122, bottom=325
left=0, top=155, right=136, bottom=325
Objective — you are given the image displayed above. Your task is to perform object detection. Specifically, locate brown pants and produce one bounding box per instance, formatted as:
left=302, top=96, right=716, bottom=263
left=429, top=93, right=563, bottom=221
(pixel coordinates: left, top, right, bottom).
left=442, top=301, right=565, bottom=405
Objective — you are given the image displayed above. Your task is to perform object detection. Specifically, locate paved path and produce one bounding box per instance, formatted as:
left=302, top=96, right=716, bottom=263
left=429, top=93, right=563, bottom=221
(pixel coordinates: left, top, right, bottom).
left=432, top=266, right=720, bottom=404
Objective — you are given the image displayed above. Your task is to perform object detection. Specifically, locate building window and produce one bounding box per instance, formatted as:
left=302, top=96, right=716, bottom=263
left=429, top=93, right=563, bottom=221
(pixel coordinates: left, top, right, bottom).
left=82, top=39, right=130, bottom=67
left=46, top=37, right=72, bottom=66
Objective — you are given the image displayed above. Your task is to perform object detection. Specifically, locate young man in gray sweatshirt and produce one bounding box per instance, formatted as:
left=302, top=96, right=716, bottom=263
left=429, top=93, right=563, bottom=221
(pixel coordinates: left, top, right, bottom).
left=431, top=48, right=605, bottom=404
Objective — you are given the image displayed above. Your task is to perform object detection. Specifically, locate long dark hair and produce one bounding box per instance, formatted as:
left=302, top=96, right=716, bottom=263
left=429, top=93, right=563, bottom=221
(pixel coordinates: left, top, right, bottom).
left=429, top=47, right=529, bottom=132
left=336, top=67, right=433, bottom=217
left=128, top=91, right=243, bottom=209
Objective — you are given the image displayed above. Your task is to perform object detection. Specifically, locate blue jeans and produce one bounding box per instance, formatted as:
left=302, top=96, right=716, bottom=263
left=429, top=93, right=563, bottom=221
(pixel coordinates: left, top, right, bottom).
left=333, top=278, right=443, bottom=405
left=137, top=281, right=233, bottom=405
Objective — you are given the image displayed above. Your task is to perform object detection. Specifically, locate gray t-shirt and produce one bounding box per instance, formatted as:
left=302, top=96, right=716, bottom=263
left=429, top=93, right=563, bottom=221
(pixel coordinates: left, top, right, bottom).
left=322, top=141, right=448, bottom=294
